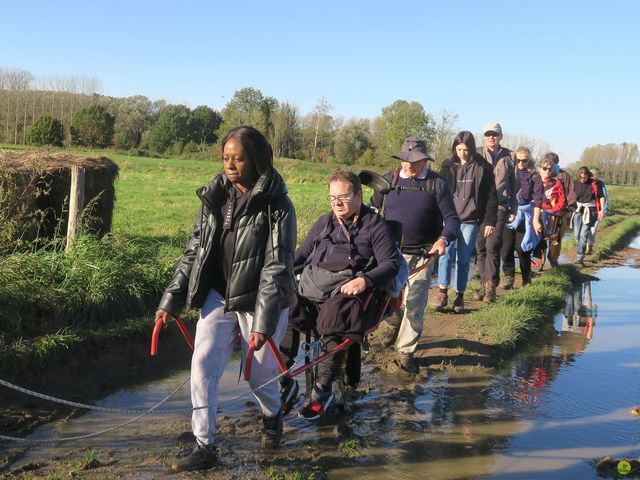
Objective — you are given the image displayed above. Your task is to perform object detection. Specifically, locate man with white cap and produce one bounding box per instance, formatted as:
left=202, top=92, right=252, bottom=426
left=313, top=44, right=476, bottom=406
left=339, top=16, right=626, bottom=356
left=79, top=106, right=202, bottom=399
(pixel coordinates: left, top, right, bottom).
left=475, top=122, right=517, bottom=302
left=372, top=137, right=459, bottom=373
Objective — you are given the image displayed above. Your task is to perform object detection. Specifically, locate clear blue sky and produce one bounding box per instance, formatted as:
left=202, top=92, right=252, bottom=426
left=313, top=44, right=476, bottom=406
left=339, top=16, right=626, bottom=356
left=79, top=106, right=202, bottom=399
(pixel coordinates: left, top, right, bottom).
left=2, top=0, right=638, bottom=164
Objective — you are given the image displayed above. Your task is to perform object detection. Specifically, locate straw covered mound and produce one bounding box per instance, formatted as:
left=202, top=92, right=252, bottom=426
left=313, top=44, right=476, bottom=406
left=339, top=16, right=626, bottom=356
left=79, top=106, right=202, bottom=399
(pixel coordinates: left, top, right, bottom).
left=0, top=150, right=119, bottom=244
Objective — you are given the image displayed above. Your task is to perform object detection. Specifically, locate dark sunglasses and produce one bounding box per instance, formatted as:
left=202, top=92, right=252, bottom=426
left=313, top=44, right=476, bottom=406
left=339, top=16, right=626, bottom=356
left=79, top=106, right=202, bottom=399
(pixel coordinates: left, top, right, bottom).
left=540, top=167, right=552, bottom=171
left=517, top=159, right=528, bottom=163
left=484, top=132, right=499, bottom=137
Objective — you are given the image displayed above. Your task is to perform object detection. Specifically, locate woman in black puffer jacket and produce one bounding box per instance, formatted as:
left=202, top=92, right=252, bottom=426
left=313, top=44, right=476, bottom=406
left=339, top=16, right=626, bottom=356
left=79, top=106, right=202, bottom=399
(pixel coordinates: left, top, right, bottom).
left=156, top=126, right=296, bottom=473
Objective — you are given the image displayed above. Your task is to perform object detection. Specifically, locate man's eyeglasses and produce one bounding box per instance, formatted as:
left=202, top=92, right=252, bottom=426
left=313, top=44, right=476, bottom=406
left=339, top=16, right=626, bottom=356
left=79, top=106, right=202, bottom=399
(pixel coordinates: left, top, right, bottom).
left=327, top=193, right=354, bottom=203
left=540, top=167, right=552, bottom=171
left=484, top=132, right=499, bottom=138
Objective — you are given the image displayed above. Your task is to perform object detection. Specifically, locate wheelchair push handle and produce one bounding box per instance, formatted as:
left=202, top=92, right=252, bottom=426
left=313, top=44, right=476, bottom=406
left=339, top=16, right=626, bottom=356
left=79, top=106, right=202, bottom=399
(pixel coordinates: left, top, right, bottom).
left=244, top=337, right=288, bottom=382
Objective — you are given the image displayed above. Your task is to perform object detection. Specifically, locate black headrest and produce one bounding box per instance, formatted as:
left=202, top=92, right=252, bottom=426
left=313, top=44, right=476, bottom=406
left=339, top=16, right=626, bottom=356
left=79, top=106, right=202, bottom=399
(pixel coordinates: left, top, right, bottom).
left=358, top=170, right=390, bottom=194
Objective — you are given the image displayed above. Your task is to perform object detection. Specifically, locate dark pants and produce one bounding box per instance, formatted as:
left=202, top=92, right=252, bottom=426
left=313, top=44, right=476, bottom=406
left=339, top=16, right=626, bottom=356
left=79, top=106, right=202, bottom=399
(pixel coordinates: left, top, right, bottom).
left=476, top=209, right=508, bottom=285
left=501, top=223, right=532, bottom=283
left=285, top=292, right=366, bottom=390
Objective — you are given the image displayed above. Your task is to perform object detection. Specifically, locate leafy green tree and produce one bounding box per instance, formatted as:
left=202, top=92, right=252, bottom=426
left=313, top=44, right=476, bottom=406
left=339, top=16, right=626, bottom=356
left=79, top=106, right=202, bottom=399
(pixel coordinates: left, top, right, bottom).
left=70, top=105, right=115, bottom=148
left=372, top=100, right=435, bottom=162
left=334, top=119, right=371, bottom=165
left=111, top=95, right=155, bottom=150
left=27, top=115, right=65, bottom=147
left=220, top=87, right=277, bottom=138
left=190, top=105, right=222, bottom=149
left=271, top=101, right=301, bottom=159
left=148, top=105, right=191, bottom=153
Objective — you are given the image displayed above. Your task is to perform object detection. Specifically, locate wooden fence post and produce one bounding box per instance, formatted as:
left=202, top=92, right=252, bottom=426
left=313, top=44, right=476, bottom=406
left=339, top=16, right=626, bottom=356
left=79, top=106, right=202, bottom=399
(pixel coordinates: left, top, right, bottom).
left=66, top=165, right=85, bottom=251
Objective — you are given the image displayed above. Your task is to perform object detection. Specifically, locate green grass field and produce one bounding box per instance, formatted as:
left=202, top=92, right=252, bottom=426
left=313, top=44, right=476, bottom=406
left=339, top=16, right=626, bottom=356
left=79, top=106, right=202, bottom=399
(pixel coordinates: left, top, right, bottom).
left=108, top=153, right=372, bottom=255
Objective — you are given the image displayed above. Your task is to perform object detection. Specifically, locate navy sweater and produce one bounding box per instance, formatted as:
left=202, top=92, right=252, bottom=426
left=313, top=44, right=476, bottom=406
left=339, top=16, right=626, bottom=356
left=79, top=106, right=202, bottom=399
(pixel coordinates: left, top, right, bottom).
left=382, top=174, right=460, bottom=247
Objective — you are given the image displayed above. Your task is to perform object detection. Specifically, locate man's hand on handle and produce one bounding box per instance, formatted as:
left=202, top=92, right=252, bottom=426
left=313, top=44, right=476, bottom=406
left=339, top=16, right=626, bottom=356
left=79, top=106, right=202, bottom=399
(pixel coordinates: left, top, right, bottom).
left=429, top=238, right=447, bottom=257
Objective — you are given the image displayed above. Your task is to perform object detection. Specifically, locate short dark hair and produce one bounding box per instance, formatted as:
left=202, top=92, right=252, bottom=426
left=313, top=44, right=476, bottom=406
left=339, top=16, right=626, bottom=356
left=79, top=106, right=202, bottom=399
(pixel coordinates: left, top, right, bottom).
left=327, top=168, right=362, bottom=194
left=542, top=152, right=560, bottom=165
left=451, top=130, right=477, bottom=160
left=221, top=126, right=273, bottom=175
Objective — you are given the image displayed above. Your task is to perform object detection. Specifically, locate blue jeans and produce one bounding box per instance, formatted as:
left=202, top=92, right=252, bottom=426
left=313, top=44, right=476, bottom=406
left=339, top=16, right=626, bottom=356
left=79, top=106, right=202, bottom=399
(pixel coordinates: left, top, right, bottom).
left=573, top=209, right=594, bottom=262
left=438, top=223, right=479, bottom=293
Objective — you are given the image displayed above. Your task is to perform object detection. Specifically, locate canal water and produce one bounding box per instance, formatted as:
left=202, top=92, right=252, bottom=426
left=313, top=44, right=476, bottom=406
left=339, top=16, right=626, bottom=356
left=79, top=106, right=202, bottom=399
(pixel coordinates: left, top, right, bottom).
left=6, top=237, right=640, bottom=478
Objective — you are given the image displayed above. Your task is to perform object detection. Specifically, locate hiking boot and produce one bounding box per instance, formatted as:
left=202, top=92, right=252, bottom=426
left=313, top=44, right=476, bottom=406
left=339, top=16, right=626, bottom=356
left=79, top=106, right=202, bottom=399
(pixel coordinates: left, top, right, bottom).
left=433, top=289, right=448, bottom=312
left=380, top=322, right=401, bottom=348
left=262, top=410, right=283, bottom=438
left=171, top=443, right=218, bottom=473
left=299, top=385, right=334, bottom=422
left=502, top=275, right=515, bottom=290
left=473, top=285, right=485, bottom=301
left=483, top=282, right=496, bottom=303
left=452, top=293, right=465, bottom=314
left=279, top=377, right=299, bottom=416
left=398, top=352, right=419, bottom=374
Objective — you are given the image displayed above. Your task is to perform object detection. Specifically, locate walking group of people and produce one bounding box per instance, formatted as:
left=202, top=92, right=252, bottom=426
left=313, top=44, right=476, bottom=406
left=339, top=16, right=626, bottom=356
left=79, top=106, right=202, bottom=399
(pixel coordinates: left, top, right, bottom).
left=154, top=124, right=608, bottom=472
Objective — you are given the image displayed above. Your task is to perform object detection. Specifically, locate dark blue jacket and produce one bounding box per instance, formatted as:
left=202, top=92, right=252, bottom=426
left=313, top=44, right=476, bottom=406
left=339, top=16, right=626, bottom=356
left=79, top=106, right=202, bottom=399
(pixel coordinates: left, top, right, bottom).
left=294, top=204, right=400, bottom=290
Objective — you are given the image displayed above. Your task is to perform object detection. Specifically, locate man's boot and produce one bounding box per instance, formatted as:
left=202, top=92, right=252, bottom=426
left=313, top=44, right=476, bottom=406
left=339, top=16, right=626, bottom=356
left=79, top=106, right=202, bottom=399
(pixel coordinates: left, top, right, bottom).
left=380, top=320, right=401, bottom=348
left=483, top=281, right=496, bottom=303
left=473, top=283, right=485, bottom=301
left=502, top=275, right=514, bottom=290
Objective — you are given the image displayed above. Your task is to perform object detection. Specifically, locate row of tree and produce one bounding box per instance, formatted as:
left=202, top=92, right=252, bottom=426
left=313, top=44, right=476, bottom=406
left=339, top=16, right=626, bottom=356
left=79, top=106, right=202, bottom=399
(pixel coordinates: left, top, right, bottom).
left=576, top=142, right=640, bottom=186
left=0, top=67, right=461, bottom=164
left=2, top=67, right=639, bottom=185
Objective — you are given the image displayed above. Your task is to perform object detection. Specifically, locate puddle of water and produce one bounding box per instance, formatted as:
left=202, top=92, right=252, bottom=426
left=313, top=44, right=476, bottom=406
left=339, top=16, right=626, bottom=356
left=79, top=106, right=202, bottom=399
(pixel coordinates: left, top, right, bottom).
left=330, top=262, right=640, bottom=480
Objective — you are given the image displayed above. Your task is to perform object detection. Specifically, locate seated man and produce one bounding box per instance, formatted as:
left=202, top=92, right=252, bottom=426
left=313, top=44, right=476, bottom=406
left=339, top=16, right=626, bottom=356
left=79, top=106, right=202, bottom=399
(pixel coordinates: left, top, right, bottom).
left=291, top=168, right=400, bottom=421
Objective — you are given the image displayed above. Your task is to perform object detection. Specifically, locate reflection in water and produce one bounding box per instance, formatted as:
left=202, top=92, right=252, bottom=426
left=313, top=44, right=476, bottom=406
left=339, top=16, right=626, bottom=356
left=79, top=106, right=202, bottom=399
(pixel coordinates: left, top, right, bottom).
left=334, top=268, right=640, bottom=479
left=562, top=280, right=596, bottom=339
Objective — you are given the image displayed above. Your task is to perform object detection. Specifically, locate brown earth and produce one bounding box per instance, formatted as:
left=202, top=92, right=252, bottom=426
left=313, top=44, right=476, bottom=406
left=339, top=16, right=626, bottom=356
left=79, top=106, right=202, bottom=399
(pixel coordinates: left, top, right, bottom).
left=1, top=237, right=639, bottom=479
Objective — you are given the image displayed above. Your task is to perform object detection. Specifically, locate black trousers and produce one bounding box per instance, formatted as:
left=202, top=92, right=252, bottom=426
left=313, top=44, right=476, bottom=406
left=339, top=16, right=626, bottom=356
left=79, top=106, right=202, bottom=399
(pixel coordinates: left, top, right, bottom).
left=282, top=292, right=366, bottom=390
left=476, top=209, right=508, bottom=285
left=501, top=223, right=532, bottom=282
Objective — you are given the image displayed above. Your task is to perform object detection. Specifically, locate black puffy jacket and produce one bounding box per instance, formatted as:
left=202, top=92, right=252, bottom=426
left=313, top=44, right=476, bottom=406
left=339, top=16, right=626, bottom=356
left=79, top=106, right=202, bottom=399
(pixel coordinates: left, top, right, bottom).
left=158, top=168, right=297, bottom=338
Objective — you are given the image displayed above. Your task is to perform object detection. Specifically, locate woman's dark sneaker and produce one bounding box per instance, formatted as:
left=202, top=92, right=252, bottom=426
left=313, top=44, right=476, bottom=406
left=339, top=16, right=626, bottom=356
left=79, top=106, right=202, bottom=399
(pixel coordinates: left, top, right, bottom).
left=262, top=409, right=283, bottom=437
left=452, top=293, right=465, bottom=314
left=171, top=443, right=217, bottom=472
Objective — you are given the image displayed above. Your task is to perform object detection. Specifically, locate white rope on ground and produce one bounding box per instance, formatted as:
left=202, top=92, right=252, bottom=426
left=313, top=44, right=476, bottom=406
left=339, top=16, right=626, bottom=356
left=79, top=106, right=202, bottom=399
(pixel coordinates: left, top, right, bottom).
left=0, top=356, right=303, bottom=444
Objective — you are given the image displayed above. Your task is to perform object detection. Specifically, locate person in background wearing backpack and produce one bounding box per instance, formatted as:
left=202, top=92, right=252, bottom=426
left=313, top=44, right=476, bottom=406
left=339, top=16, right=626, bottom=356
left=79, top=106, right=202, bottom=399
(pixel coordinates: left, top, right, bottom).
left=571, top=166, right=605, bottom=267
left=586, top=167, right=609, bottom=255
left=475, top=122, right=518, bottom=303
left=434, top=131, right=497, bottom=313
left=371, top=137, right=459, bottom=374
